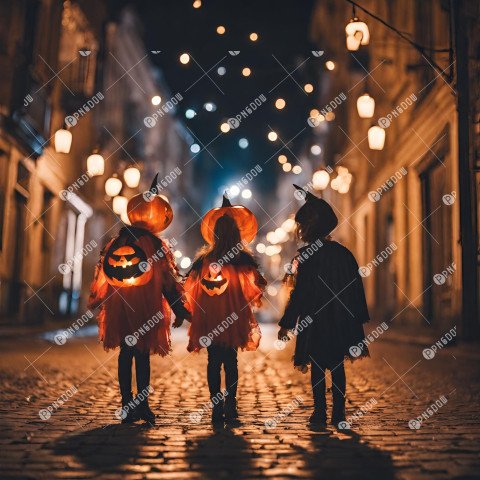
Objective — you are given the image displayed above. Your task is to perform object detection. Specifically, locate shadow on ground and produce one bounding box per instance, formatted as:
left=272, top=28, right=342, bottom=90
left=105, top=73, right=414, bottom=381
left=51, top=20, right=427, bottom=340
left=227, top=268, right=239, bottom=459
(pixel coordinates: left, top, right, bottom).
left=296, top=428, right=395, bottom=479
left=51, top=424, right=151, bottom=473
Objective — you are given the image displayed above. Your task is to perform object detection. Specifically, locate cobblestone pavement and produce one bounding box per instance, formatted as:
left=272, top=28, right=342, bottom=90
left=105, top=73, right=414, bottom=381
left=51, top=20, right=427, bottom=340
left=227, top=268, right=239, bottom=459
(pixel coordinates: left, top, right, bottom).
left=0, top=323, right=479, bottom=480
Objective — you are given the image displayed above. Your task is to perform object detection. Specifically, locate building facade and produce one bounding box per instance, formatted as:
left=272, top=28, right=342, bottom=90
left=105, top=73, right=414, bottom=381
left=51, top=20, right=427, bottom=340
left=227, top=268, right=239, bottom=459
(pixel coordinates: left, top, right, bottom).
left=308, top=0, right=479, bottom=340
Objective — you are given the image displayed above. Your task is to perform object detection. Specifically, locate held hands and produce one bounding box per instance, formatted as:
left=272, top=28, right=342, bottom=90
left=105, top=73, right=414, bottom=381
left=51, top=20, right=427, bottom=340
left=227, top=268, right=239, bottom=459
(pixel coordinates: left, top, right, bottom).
left=173, top=312, right=191, bottom=328
left=278, top=327, right=290, bottom=342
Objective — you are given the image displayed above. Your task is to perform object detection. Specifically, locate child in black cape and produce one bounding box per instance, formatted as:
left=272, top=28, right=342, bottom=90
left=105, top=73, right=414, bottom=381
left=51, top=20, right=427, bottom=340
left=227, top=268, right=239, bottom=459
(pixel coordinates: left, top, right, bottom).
left=278, top=185, right=370, bottom=428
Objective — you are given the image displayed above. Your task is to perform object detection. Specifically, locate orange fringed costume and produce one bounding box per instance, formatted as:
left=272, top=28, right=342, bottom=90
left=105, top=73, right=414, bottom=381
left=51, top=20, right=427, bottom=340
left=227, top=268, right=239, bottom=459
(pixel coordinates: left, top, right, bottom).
left=184, top=195, right=266, bottom=352
left=88, top=178, right=189, bottom=356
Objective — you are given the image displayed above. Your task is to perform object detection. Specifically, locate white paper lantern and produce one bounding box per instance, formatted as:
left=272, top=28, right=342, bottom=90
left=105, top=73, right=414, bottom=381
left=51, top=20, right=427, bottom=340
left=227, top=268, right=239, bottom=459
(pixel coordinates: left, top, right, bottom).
left=368, top=126, right=386, bottom=150
left=356, top=93, right=375, bottom=118
left=54, top=129, right=72, bottom=153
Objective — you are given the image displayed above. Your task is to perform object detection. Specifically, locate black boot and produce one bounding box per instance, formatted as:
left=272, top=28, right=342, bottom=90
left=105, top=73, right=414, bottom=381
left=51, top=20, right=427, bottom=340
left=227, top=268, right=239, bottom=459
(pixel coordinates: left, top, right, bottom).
left=120, top=395, right=139, bottom=424
left=207, top=346, right=224, bottom=424
left=224, top=348, right=239, bottom=422
left=137, top=399, right=156, bottom=425
left=224, top=396, right=238, bottom=422
left=211, top=399, right=225, bottom=424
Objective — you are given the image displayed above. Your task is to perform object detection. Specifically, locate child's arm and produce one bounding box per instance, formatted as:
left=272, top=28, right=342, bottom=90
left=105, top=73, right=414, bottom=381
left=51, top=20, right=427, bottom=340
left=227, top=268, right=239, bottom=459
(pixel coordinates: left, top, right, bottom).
left=87, top=243, right=111, bottom=309
left=278, top=256, right=308, bottom=332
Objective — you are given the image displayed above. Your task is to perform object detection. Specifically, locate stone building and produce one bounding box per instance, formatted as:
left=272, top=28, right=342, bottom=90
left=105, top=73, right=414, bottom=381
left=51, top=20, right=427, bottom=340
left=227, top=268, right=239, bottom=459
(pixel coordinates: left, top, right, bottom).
left=308, top=0, right=479, bottom=340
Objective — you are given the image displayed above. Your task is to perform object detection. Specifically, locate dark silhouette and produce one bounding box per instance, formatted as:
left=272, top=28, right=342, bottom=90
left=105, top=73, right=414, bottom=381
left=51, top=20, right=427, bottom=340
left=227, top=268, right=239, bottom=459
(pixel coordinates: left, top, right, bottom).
left=279, top=185, right=370, bottom=427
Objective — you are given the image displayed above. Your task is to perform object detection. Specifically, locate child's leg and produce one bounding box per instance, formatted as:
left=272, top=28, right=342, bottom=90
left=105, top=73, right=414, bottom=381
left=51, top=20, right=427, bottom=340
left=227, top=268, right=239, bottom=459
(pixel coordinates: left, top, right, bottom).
left=223, top=348, right=238, bottom=400
left=310, top=361, right=327, bottom=420
left=331, top=361, right=346, bottom=422
left=134, top=348, right=151, bottom=399
left=118, top=343, right=135, bottom=405
left=206, top=345, right=223, bottom=399
left=133, top=348, right=154, bottom=423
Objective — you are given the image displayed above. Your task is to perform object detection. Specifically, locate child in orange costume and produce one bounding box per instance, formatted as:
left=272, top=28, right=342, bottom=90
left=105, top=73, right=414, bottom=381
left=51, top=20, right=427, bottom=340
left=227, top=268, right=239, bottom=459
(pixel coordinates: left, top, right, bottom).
left=88, top=175, right=190, bottom=425
left=181, top=195, right=266, bottom=423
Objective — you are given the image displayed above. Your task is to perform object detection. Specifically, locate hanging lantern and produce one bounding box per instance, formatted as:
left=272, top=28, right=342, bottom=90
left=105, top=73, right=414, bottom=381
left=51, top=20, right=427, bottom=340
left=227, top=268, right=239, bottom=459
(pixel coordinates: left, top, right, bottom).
left=345, top=18, right=370, bottom=46
left=54, top=129, right=72, bottom=154
left=123, top=167, right=141, bottom=188
left=312, top=170, right=330, bottom=190
left=112, top=195, right=128, bottom=215
left=105, top=176, right=122, bottom=197
left=346, top=33, right=361, bottom=51
left=87, top=153, right=105, bottom=177
left=368, top=126, right=386, bottom=150
left=356, top=93, right=375, bottom=118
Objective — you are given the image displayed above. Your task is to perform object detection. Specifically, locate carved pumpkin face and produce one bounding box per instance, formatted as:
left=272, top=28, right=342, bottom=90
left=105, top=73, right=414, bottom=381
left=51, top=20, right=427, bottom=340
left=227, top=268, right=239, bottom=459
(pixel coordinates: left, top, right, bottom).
left=200, top=264, right=229, bottom=296
left=103, top=241, right=152, bottom=287
left=201, top=195, right=257, bottom=245
left=125, top=173, right=173, bottom=234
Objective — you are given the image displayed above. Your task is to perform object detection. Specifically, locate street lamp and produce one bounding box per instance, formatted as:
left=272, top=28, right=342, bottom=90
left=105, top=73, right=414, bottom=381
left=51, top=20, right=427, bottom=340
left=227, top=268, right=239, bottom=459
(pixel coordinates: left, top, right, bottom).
left=368, top=125, right=386, bottom=150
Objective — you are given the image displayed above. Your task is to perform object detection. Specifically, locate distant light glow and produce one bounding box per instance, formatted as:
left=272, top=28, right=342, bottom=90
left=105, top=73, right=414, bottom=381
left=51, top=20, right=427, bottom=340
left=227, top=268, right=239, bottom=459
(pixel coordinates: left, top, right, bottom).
left=278, top=154, right=287, bottom=164
left=174, top=250, right=182, bottom=258
left=241, top=189, right=252, bottom=199
left=180, top=257, right=192, bottom=269
left=192, top=0, right=201, bottom=8
left=256, top=243, right=266, bottom=253
left=249, top=32, right=258, bottom=41
left=326, top=60, right=335, bottom=70
left=190, top=143, right=200, bottom=153
left=217, top=66, right=226, bottom=75
left=268, top=131, right=278, bottom=141
left=275, top=98, right=286, bottom=110
left=292, top=165, right=302, bottom=174
left=282, top=162, right=292, bottom=172
left=216, top=25, right=226, bottom=34
left=229, top=185, right=240, bottom=197
left=180, top=53, right=190, bottom=64
left=151, top=95, right=161, bottom=106
left=310, top=145, right=322, bottom=155
left=239, top=138, right=249, bottom=149
left=185, top=108, right=196, bottom=119
left=204, top=102, right=216, bottom=112
left=304, top=83, right=314, bottom=93
left=325, top=112, right=335, bottom=121
left=267, top=286, right=278, bottom=296
left=310, top=108, right=320, bottom=118
left=242, top=67, right=251, bottom=77
left=220, top=122, right=230, bottom=133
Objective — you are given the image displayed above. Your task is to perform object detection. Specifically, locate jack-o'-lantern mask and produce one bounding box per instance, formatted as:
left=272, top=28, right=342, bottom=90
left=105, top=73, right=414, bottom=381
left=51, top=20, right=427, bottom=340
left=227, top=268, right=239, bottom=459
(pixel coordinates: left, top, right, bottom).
left=201, top=195, right=257, bottom=245
left=103, top=229, right=153, bottom=287
left=201, top=263, right=229, bottom=296
left=126, top=173, right=173, bottom=234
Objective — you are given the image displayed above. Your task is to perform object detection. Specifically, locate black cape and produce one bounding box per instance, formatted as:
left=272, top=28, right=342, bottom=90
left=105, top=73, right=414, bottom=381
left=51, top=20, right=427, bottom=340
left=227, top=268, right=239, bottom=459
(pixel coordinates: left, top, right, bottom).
left=279, top=240, right=370, bottom=367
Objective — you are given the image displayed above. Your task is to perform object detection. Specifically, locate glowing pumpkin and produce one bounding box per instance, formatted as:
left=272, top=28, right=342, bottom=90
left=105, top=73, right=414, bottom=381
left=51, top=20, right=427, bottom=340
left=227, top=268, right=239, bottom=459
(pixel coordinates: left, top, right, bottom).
left=200, top=264, right=229, bottom=296
left=126, top=173, right=173, bottom=234
left=201, top=195, right=257, bottom=245
left=103, top=234, right=152, bottom=287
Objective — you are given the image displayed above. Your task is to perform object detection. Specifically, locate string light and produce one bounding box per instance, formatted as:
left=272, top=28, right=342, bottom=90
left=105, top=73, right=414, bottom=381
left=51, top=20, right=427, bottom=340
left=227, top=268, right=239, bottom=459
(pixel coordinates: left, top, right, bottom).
left=217, top=66, right=226, bottom=75
left=292, top=165, right=302, bottom=174
left=368, top=125, right=385, bottom=150
left=249, top=32, right=258, bottom=41
left=310, top=145, right=321, bottom=155
left=216, top=25, right=226, bottom=34
left=220, top=122, right=230, bottom=133
left=151, top=95, right=161, bottom=106
left=356, top=93, right=375, bottom=118
left=312, top=170, right=330, bottom=190
left=283, top=162, right=292, bottom=172
left=179, top=53, right=190, bottom=64
left=192, top=0, right=201, bottom=8
left=278, top=154, right=287, bottom=164
left=304, top=83, right=314, bottom=93
left=242, top=67, right=251, bottom=77
left=325, top=60, right=335, bottom=70
left=267, top=131, right=278, bottom=141
left=239, top=138, right=249, bottom=149
left=123, top=167, right=140, bottom=188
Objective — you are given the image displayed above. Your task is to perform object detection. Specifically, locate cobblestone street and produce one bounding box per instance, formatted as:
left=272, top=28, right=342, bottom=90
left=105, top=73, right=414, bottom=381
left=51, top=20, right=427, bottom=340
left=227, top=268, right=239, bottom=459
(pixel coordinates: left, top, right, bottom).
left=0, top=323, right=479, bottom=479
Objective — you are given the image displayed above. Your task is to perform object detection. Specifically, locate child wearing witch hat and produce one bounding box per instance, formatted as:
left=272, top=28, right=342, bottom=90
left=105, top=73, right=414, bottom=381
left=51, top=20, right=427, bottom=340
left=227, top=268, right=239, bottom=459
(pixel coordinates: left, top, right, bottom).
left=278, top=185, right=370, bottom=428
left=180, top=194, right=266, bottom=423
left=88, top=174, right=190, bottom=425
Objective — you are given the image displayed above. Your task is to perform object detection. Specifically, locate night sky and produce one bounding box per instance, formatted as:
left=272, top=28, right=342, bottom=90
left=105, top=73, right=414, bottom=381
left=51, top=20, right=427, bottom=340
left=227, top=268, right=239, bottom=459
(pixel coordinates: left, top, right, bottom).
left=129, top=0, right=318, bottom=207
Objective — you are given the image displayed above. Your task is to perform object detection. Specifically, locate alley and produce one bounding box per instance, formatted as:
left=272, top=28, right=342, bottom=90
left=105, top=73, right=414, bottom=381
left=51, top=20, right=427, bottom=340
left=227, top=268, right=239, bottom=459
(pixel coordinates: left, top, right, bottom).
left=0, top=324, right=479, bottom=480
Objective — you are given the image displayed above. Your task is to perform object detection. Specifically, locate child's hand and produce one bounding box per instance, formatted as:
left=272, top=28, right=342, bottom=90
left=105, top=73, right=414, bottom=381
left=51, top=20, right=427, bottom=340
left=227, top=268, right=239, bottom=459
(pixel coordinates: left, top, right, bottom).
left=173, top=317, right=184, bottom=328
left=278, top=327, right=290, bottom=342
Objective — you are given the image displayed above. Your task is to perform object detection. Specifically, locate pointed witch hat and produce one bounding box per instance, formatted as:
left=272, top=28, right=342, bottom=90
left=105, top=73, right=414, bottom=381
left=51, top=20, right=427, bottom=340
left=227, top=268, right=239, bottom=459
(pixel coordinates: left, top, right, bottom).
left=293, top=184, right=338, bottom=236
left=126, top=173, right=173, bottom=233
left=201, top=194, right=258, bottom=245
